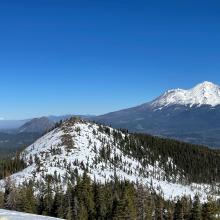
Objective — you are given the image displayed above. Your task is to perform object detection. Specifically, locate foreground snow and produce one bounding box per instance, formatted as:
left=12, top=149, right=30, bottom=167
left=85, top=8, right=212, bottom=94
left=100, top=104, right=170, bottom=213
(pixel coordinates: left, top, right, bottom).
left=0, top=209, right=62, bottom=220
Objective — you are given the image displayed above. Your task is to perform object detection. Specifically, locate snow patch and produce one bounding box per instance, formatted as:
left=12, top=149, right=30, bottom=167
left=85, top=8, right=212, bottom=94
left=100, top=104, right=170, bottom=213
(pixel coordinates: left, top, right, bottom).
left=0, top=209, right=63, bottom=220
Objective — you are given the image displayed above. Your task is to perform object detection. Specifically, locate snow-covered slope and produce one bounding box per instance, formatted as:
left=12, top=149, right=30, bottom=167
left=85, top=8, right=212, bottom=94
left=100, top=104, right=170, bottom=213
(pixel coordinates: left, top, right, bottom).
left=1, top=119, right=219, bottom=201
left=151, top=81, right=220, bottom=108
left=0, top=209, right=62, bottom=220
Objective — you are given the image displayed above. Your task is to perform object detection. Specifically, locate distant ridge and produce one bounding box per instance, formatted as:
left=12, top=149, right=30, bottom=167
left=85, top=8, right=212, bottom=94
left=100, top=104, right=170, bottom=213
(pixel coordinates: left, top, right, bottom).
left=18, top=117, right=55, bottom=134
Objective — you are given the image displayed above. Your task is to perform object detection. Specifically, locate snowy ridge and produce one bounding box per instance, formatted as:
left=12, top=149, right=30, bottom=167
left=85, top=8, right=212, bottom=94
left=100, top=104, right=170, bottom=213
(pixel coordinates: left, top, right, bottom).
left=1, top=119, right=219, bottom=201
left=151, top=81, right=220, bottom=108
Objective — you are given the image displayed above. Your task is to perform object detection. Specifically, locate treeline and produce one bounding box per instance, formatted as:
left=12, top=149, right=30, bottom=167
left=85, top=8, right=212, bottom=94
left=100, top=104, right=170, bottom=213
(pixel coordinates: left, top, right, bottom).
left=100, top=125, right=220, bottom=184
left=1, top=173, right=219, bottom=220
left=90, top=120, right=220, bottom=184
left=130, top=133, right=220, bottom=184
left=0, top=153, right=26, bottom=179
left=0, top=132, right=41, bottom=159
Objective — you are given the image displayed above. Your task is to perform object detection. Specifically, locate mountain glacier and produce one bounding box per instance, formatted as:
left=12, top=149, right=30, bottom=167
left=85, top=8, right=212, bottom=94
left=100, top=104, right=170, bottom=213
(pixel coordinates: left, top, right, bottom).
left=151, top=81, right=220, bottom=108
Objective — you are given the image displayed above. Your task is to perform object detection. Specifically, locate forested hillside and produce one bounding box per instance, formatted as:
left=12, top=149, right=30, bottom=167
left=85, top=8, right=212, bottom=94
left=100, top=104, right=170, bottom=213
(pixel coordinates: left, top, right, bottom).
left=0, top=174, right=219, bottom=219
left=0, top=118, right=220, bottom=219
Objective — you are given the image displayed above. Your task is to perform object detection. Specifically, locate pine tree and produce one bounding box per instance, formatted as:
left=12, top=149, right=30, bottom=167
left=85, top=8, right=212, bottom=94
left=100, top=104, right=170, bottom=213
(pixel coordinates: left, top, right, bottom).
left=22, top=184, right=36, bottom=213
left=136, top=184, right=146, bottom=220
left=51, top=190, right=64, bottom=218
left=201, top=201, right=215, bottom=220
left=72, top=195, right=79, bottom=220
left=3, top=177, right=12, bottom=209
left=0, top=191, right=4, bottom=208
left=181, top=196, right=191, bottom=220
left=113, top=183, right=137, bottom=220
left=75, top=173, right=95, bottom=219
left=166, top=207, right=174, bottom=220
left=5, top=184, right=18, bottom=210
left=78, top=203, right=88, bottom=220
left=113, top=193, right=127, bottom=219
left=190, top=196, right=201, bottom=220
left=93, top=183, right=106, bottom=220
left=145, top=193, right=154, bottom=220
left=42, top=178, right=54, bottom=216
left=154, top=197, right=164, bottom=220
left=65, top=183, right=74, bottom=220
left=173, top=199, right=184, bottom=220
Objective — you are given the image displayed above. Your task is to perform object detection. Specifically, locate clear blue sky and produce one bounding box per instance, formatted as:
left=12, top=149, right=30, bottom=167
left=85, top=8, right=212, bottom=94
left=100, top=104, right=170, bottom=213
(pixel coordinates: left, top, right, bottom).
left=1, top=0, right=220, bottom=119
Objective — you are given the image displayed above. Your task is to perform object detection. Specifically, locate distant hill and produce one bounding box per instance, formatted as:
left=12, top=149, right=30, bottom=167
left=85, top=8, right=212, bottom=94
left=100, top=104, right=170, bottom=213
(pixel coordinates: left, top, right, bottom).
left=0, top=132, right=40, bottom=158
left=18, top=117, right=55, bottom=134
left=0, top=115, right=95, bottom=158
left=0, top=119, right=29, bottom=130
left=2, top=118, right=220, bottom=201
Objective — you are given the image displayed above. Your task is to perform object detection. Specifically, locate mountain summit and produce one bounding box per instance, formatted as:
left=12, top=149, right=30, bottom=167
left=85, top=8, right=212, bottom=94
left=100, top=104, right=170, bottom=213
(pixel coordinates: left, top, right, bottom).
left=151, top=81, right=220, bottom=108
left=95, top=81, right=220, bottom=148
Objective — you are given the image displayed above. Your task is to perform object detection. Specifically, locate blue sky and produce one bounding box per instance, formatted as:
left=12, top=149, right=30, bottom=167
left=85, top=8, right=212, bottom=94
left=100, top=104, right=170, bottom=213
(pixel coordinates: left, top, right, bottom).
left=1, top=0, right=220, bottom=119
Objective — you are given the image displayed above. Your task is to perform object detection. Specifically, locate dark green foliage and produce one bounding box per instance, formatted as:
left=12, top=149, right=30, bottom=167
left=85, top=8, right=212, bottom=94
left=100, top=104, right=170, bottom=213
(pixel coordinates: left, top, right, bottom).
left=201, top=201, right=216, bottom=220
left=117, top=132, right=220, bottom=184
left=190, top=196, right=202, bottom=220
left=173, top=199, right=184, bottom=220
left=0, top=132, right=41, bottom=159
left=61, top=133, right=75, bottom=150
left=1, top=174, right=219, bottom=220
left=0, top=153, right=26, bottom=179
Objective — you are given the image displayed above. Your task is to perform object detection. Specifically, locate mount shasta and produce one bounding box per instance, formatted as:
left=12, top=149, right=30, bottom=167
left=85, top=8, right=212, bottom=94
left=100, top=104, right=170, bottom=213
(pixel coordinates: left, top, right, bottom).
left=95, top=81, right=220, bottom=148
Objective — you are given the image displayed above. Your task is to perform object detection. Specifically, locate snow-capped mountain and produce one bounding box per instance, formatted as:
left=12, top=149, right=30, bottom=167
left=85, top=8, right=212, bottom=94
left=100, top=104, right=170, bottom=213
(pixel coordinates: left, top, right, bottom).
left=95, top=81, right=220, bottom=148
left=2, top=118, right=219, bottom=202
left=151, top=81, right=220, bottom=108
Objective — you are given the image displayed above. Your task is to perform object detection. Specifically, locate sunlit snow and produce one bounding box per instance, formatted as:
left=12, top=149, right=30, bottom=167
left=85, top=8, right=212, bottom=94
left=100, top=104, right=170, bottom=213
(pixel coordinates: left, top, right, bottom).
left=151, top=81, right=220, bottom=108
left=0, top=209, right=62, bottom=220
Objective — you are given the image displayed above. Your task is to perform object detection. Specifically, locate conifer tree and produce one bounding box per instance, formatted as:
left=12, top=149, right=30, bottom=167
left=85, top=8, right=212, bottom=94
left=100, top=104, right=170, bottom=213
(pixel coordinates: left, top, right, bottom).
left=93, top=183, right=106, bottom=220
left=145, top=194, right=154, bottom=220
left=5, top=184, right=18, bottom=210
left=154, top=197, right=164, bottom=220
left=42, top=178, right=54, bottom=216
left=3, top=177, right=12, bottom=209
left=173, top=199, right=184, bottom=220
left=201, top=201, right=215, bottom=220
left=136, top=184, right=146, bottom=220
left=190, top=196, right=202, bottom=220
left=20, top=183, right=36, bottom=214
left=75, top=172, right=95, bottom=220
left=113, top=183, right=137, bottom=220
left=0, top=191, right=4, bottom=208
